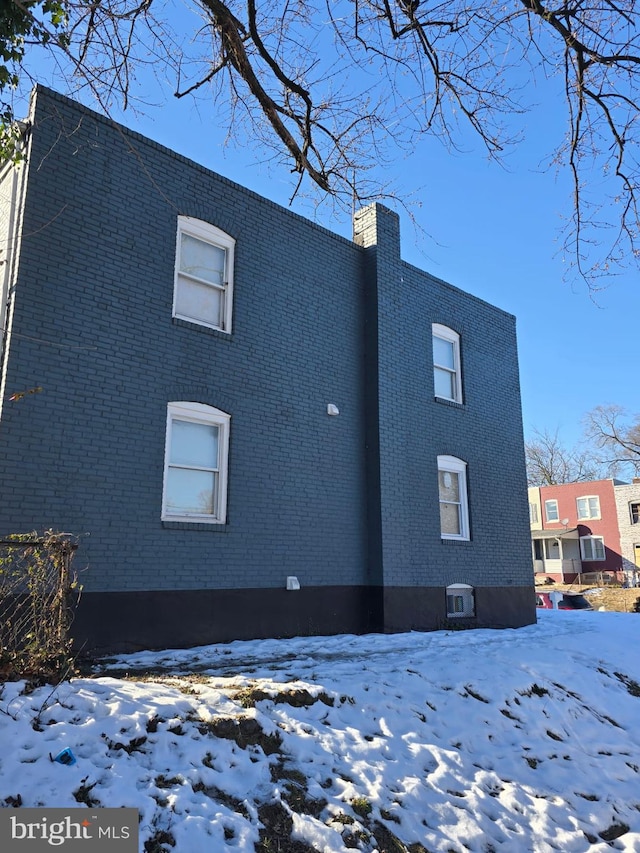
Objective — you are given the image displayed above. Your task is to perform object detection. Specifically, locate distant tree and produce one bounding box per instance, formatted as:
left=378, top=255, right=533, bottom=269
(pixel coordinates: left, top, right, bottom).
left=2, top=0, right=640, bottom=287
left=525, top=428, right=604, bottom=487
left=584, top=405, right=640, bottom=479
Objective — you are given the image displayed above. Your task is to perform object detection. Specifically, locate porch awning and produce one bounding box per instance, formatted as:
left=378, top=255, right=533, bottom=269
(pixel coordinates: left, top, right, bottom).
left=531, top=528, right=579, bottom=540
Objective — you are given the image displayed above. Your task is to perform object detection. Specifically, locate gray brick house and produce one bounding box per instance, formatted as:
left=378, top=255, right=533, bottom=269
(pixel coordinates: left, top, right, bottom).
left=0, top=87, right=534, bottom=653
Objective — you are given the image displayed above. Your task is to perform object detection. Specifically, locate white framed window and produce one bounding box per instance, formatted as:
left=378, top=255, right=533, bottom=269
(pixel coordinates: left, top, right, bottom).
left=529, top=503, right=539, bottom=525
left=580, top=535, right=605, bottom=561
left=162, top=402, right=230, bottom=524
left=432, top=324, right=462, bottom=403
left=544, top=499, right=559, bottom=523
left=437, top=455, right=470, bottom=540
left=630, top=502, right=640, bottom=525
left=173, top=217, right=235, bottom=333
left=446, top=584, right=475, bottom=618
left=576, top=496, right=601, bottom=520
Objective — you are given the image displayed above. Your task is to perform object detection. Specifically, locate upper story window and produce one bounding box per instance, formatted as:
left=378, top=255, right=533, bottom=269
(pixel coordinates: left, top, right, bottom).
left=630, top=502, right=640, bottom=524
left=432, top=324, right=462, bottom=403
left=162, top=402, right=230, bottom=524
left=437, top=455, right=470, bottom=540
left=576, top=495, right=600, bottom=520
left=544, top=499, right=559, bottom=523
left=529, top=503, right=539, bottom=525
left=580, top=535, right=605, bottom=561
left=173, top=217, right=235, bottom=333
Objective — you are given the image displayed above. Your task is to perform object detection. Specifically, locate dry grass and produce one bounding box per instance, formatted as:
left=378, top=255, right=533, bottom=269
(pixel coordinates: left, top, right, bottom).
left=581, top=586, right=640, bottom=613
left=537, top=583, right=640, bottom=613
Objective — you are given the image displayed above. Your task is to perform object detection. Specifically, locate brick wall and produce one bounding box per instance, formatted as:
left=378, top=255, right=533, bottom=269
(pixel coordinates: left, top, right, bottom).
left=0, top=87, right=533, bottom=637
left=355, top=205, right=531, bottom=589
left=539, top=480, right=622, bottom=574
left=0, top=87, right=368, bottom=593
left=614, top=482, right=640, bottom=579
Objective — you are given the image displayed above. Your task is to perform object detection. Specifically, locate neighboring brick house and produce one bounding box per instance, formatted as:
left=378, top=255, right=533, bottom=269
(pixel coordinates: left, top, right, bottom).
left=529, top=479, right=640, bottom=584
left=613, top=480, right=640, bottom=586
left=0, top=87, right=534, bottom=653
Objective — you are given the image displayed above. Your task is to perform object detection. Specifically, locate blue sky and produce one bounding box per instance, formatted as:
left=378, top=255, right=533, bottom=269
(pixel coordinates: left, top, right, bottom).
left=14, top=35, right=639, bottom=454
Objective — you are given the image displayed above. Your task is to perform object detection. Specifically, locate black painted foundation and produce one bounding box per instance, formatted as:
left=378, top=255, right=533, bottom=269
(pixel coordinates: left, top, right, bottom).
left=72, top=585, right=536, bottom=656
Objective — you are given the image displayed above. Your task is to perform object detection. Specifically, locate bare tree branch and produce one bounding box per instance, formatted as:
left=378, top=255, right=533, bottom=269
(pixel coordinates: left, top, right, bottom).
left=584, top=405, right=640, bottom=476
left=525, top=427, right=606, bottom=486
left=5, top=0, right=640, bottom=287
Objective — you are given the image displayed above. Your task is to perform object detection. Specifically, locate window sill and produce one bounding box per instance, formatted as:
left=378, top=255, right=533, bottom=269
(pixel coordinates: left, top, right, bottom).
left=441, top=537, right=472, bottom=545
left=162, top=520, right=228, bottom=532
left=434, top=396, right=464, bottom=409
left=444, top=616, right=477, bottom=625
left=172, top=317, right=234, bottom=340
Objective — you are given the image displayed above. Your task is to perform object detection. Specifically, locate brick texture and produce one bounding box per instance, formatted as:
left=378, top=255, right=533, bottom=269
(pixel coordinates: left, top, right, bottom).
left=0, top=88, right=532, bottom=631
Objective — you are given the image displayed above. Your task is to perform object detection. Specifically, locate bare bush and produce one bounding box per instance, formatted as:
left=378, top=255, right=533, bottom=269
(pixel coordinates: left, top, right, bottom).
left=0, top=531, right=82, bottom=682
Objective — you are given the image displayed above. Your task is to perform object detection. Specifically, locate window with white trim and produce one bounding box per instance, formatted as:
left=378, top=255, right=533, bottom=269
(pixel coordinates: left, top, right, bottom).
left=437, top=455, right=470, bottom=540
left=162, top=402, right=230, bottom=524
left=529, top=503, right=539, bottom=525
left=446, top=584, right=475, bottom=618
left=580, top=535, right=605, bottom=561
left=576, top=495, right=600, bottom=520
left=432, top=324, right=462, bottom=403
left=544, top=499, right=559, bottom=523
left=630, top=502, right=640, bottom=525
left=173, top=217, right=235, bottom=332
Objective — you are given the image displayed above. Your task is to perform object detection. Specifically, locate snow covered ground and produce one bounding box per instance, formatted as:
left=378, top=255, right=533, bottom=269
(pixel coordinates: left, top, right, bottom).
left=1, top=610, right=639, bottom=852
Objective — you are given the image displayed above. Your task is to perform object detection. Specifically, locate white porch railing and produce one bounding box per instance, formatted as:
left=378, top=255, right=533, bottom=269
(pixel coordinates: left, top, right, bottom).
left=533, top=559, right=580, bottom=579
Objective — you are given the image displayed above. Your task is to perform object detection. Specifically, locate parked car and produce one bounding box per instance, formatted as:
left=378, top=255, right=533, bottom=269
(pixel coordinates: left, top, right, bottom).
left=536, top=592, right=593, bottom=611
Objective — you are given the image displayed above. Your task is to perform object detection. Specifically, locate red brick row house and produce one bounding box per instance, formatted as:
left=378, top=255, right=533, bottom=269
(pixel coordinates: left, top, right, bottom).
left=529, top=479, right=640, bottom=585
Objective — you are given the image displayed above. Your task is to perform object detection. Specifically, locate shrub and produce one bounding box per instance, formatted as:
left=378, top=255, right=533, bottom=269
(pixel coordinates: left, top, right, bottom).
left=0, top=531, right=82, bottom=681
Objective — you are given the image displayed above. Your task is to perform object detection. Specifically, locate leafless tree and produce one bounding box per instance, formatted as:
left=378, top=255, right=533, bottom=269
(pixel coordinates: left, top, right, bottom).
left=8, top=0, right=640, bottom=286
left=584, top=405, right=640, bottom=478
left=525, top=428, right=604, bottom=486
